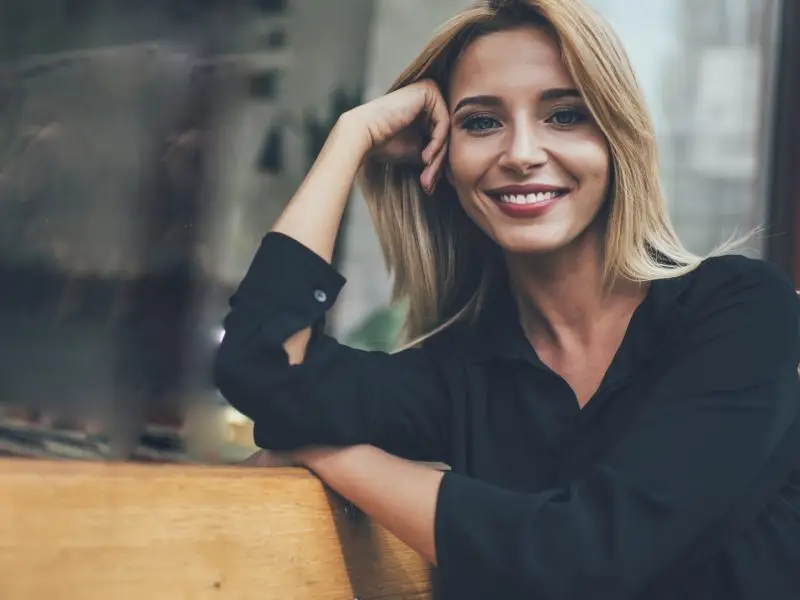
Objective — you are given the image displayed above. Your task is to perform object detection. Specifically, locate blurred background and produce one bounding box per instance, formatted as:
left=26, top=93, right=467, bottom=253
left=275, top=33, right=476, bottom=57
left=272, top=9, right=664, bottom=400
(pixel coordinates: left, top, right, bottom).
left=0, top=0, right=797, bottom=464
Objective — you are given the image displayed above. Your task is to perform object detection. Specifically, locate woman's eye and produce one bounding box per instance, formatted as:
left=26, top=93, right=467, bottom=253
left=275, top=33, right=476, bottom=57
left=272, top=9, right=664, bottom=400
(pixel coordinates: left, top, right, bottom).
left=462, top=115, right=500, bottom=132
left=548, top=108, right=586, bottom=127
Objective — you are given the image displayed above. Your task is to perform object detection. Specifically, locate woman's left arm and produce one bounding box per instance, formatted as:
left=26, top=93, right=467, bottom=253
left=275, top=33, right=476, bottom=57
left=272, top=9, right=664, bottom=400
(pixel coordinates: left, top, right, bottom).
left=295, top=445, right=443, bottom=564
left=294, top=258, right=800, bottom=599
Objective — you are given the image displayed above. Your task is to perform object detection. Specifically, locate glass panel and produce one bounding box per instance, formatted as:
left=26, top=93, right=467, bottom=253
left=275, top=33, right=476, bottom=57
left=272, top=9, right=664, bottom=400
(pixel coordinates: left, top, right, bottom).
left=0, top=0, right=374, bottom=463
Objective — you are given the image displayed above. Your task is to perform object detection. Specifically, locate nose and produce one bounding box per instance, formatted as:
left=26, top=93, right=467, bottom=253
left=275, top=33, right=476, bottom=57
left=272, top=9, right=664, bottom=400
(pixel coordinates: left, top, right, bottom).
left=498, top=119, right=549, bottom=174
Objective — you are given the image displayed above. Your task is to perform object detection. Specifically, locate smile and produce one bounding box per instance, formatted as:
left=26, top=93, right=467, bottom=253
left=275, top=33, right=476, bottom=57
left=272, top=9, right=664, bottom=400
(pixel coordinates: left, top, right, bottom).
left=485, top=185, right=570, bottom=218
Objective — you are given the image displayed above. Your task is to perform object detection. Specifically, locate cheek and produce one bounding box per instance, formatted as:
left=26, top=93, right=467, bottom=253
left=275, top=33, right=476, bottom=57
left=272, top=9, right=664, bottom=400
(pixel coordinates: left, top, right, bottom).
left=569, top=135, right=611, bottom=189
left=446, top=148, right=488, bottom=224
left=446, top=136, right=494, bottom=190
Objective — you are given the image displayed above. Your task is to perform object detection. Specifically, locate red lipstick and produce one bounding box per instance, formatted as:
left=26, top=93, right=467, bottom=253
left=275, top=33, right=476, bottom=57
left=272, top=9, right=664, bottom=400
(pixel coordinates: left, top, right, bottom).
left=485, top=184, right=570, bottom=219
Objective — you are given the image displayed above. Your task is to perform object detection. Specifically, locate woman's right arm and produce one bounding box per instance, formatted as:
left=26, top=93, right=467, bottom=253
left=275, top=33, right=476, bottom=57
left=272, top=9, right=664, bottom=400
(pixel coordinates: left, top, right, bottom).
left=214, top=81, right=453, bottom=462
left=270, top=81, right=450, bottom=364
left=268, top=118, right=372, bottom=366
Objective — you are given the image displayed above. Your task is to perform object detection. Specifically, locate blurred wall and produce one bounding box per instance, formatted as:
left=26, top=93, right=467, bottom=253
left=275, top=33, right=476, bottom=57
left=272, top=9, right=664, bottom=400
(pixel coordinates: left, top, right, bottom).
left=0, top=0, right=376, bottom=443
left=209, top=0, right=375, bottom=288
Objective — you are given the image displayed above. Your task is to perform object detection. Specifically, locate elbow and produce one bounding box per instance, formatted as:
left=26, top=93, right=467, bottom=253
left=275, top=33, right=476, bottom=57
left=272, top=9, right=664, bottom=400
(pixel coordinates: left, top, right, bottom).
left=212, top=335, right=305, bottom=448
left=213, top=347, right=314, bottom=450
left=213, top=339, right=246, bottom=413
left=212, top=340, right=232, bottom=397
left=213, top=336, right=266, bottom=422
left=212, top=327, right=349, bottom=450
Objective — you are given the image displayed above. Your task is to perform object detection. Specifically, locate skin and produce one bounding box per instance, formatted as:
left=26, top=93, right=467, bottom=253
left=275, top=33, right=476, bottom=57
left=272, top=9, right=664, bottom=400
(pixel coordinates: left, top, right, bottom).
left=249, top=26, right=649, bottom=565
left=447, top=27, right=611, bottom=257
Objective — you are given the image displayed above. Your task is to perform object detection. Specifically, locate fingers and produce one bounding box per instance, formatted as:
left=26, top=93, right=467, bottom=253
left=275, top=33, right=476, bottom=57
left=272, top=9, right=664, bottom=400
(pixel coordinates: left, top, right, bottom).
left=372, top=133, right=424, bottom=165
left=370, top=80, right=448, bottom=192
left=417, top=82, right=450, bottom=194
left=420, top=84, right=450, bottom=166
left=430, top=140, right=449, bottom=192
left=421, top=139, right=448, bottom=195
left=242, top=450, right=297, bottom=468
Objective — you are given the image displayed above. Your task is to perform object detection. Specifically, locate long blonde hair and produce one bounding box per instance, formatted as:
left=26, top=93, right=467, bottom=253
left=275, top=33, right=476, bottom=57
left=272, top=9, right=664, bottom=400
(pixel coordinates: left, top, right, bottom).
left=360, top=0, right=706, bottom=347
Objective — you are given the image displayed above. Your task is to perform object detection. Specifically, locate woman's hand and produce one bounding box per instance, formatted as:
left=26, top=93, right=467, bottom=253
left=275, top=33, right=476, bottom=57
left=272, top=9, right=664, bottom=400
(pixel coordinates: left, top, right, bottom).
left=242, top=447, right=337, bottom=469
left=341, top=79, right=450, bottom=194
left=242, top=446, right=442, bottom=563
left=242, top=449, right=301, bottom=468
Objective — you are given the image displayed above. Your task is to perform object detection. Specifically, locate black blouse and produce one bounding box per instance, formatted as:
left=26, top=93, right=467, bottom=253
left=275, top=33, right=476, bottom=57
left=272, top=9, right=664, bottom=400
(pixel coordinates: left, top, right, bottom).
left=214, top=232, right=800, bottom=600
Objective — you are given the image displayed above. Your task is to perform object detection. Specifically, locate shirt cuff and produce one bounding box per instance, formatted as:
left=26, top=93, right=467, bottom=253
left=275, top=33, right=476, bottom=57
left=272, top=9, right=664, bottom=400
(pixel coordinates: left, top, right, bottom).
left=434, top=471, right=551, bottom=598
left=230, top=232, right=346, bottom=341
left=435, top=471, right=499, bottom=598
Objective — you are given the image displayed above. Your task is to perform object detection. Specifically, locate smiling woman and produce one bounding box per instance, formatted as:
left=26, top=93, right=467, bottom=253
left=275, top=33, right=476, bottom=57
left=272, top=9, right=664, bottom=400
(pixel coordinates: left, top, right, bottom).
left=446, top=27, right=611, bottom=256
left=214, top=1, right=800, bottom=599
left=358, top=2, right=699, bottom=348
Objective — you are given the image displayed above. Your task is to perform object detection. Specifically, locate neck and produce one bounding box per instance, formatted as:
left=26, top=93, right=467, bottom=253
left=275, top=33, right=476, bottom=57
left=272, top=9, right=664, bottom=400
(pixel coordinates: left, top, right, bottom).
left=504, top=227, right=646, bottom=349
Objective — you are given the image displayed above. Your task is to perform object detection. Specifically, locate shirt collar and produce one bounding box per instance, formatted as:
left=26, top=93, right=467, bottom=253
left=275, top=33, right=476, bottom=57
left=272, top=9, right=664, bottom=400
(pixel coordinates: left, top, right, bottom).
left=464, top=275, right=532, bottom=364
left=464, top=268, right=693, bottom=374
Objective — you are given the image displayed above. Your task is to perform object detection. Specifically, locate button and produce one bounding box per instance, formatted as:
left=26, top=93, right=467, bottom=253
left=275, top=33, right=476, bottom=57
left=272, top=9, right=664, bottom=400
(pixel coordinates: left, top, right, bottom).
left=313, top=289, right=327, bottom=303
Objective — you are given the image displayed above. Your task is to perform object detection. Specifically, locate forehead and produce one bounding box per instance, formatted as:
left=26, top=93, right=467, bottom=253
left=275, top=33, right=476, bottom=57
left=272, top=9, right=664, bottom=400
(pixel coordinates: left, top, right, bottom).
left=448, top=27, right=574, bottom=100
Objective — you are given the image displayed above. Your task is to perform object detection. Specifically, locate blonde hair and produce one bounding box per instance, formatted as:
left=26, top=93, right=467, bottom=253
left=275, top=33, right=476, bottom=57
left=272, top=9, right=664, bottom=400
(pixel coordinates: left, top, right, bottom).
left=360, top=0, right=712, bottom=347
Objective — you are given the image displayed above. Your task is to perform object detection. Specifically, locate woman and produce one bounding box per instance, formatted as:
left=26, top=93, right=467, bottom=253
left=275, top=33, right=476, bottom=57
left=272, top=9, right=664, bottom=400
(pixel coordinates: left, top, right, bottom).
left=214, top=0, right=800, bottom=598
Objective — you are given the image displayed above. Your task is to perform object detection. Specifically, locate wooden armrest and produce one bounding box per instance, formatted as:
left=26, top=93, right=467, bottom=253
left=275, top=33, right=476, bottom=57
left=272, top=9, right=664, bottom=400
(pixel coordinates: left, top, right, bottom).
left=0, top=459, right=432, bottom=600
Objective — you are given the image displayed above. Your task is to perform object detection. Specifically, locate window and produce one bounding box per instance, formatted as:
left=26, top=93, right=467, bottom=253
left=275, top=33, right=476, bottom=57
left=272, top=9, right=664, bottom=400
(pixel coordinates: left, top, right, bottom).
left=248, top=70, right=279, bottom=99
left=585, top=0, right=780, bottom=256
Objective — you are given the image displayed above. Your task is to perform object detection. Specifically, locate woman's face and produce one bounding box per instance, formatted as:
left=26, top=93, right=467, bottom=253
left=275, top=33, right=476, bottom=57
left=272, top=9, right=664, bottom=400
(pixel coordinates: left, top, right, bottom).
left=446, top=26, right=611, bottom=256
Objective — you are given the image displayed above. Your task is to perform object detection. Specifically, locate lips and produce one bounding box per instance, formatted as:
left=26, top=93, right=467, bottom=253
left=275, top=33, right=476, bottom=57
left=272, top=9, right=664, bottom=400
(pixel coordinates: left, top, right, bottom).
left=485, top=184, right=570, bottom=218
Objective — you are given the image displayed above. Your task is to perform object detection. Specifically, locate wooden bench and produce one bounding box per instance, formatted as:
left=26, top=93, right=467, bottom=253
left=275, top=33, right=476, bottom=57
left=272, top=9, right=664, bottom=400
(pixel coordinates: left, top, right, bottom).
left=0, top=459, right=433, bottom=599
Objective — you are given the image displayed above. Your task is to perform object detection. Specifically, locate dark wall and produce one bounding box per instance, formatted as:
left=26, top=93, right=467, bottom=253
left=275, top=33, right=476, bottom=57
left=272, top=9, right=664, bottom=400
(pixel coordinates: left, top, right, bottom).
left=766, top=0, right=799, bottom=284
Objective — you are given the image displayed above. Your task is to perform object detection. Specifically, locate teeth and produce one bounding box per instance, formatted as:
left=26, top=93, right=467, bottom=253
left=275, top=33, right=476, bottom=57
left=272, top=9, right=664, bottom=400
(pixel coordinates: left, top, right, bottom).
left=498, top=191, right=562, bottom=204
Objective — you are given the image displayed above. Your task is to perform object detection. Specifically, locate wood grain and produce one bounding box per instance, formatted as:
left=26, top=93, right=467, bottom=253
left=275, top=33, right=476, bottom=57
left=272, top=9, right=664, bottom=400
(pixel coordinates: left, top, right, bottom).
left=0, top=459, right=432, bottom=600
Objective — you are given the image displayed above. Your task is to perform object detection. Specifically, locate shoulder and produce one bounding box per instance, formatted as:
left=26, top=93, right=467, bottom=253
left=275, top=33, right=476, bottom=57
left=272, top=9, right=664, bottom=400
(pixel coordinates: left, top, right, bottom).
left=693, top=253, right=794, bottom=289
left=417, top=325, right=468, bottom=357
left=669, top=254, right=799, bottom=372
left=680, top=254, right=797, bottom=319
left=412, top=323, right=481, bottom=371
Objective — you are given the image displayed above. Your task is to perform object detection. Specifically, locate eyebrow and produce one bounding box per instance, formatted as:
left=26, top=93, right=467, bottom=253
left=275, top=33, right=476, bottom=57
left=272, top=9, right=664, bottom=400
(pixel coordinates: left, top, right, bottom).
left=452, top=88, right=581, bottom=113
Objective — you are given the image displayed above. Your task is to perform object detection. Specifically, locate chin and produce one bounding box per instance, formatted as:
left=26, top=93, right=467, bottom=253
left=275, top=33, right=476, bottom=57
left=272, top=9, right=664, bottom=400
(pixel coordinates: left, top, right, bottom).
left=482, top=205, right=608, bottom=258
left=494, top=235, right=570, bottom=256
left=485, top=220, right=577, bottom=256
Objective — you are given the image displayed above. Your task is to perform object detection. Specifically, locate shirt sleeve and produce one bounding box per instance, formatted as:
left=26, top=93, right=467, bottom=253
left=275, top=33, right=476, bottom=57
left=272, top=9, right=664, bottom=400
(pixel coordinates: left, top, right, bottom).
left=213, top=232, right=451, bottom=462
left=433, top=257, right=800, bottom=598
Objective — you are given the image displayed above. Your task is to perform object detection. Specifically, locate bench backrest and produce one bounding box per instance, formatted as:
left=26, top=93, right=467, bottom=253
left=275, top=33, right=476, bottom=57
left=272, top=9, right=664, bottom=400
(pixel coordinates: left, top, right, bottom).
left=0, top=459, right=433, bottom=600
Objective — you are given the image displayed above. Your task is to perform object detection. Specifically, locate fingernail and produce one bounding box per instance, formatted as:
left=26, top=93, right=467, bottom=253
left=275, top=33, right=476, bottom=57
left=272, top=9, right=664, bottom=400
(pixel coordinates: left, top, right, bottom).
left=430, top=171, right=441, bottom=194
left=428, top=173, right=437, bottom=195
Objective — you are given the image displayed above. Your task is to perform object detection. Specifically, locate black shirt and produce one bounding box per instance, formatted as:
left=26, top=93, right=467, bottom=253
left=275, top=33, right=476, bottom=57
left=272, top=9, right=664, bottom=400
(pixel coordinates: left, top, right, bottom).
left=214, top=232, right=800, bottom=600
